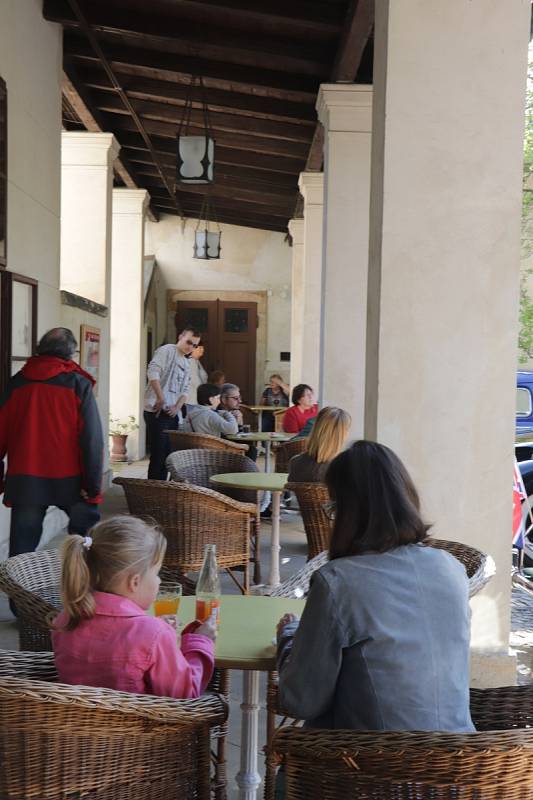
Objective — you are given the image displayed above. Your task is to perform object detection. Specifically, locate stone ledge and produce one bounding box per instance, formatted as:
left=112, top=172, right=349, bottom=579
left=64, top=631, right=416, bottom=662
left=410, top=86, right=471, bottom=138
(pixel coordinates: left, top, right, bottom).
left=60, top=290, right=108, bottom=317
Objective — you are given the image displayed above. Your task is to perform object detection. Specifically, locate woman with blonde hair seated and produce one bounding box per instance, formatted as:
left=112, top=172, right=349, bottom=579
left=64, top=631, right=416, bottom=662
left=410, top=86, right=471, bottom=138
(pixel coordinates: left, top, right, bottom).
left=288, top=406, right=351, bottom=483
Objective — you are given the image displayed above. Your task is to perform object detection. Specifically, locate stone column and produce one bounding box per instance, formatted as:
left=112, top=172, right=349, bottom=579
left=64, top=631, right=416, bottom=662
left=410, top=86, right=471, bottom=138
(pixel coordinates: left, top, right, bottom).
left=367, top=0, right=530, bottom=684
left=298, top=172, right=324, bottom=392
left=61, top=132, right=120, bottom=305
left=317, top=85, right=372, bottom=436
left=288, top=218, right=305, bottom=388
left=110, top=189, right=149, bottom=462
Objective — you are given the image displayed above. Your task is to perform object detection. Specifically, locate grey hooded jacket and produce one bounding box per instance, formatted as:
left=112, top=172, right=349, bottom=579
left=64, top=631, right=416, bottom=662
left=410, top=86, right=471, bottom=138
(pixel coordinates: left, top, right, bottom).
left=278, top=543, right=475, bottom=733
left=182, top=405, right=238, bottom=437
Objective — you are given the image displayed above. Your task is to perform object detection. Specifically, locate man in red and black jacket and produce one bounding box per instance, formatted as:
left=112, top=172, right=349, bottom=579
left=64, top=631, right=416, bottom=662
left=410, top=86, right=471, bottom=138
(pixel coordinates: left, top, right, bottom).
left=0, top=327, right=104, bottom=557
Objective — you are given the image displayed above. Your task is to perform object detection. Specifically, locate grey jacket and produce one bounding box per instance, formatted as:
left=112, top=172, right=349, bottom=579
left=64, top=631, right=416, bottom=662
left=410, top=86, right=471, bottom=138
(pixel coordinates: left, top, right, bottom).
left=182, top=405, right=238, bottom=437
left=278, top=544, right=475, bottom=733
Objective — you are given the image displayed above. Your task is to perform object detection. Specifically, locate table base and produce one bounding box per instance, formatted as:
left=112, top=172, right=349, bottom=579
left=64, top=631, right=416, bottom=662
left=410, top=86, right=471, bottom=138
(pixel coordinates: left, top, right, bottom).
left=235, top=670, right=261, bottom=800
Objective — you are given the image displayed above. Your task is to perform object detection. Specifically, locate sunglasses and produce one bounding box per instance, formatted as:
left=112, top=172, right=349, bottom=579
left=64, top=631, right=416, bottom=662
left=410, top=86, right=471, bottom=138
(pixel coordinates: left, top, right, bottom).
left=227, top=395, right=241, bottom=401
left=185, top=339, right=200, bottom=347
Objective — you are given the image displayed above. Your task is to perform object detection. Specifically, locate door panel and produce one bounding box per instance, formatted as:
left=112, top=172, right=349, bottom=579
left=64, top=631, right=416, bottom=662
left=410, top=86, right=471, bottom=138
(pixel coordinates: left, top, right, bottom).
left=175, top=298, right=257, bottom=403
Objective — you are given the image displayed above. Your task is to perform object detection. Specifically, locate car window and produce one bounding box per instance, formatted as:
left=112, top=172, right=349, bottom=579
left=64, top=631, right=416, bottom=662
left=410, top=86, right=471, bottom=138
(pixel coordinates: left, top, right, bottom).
left=517, top=387, right=532, bottom=417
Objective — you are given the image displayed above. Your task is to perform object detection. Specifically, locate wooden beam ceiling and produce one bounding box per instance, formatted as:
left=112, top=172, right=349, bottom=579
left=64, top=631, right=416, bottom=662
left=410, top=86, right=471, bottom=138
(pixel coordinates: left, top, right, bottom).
left=46, top=0, right=374, bottom=233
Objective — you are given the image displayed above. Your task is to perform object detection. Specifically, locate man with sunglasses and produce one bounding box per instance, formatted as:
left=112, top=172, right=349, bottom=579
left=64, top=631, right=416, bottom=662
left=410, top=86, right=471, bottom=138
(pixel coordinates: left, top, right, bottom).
left=144, top=327, right=201, bottom=479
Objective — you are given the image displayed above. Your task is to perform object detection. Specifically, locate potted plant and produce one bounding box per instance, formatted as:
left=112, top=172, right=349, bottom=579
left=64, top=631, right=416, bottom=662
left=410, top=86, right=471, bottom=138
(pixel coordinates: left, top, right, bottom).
left=109, top=415, right=139, bottom=463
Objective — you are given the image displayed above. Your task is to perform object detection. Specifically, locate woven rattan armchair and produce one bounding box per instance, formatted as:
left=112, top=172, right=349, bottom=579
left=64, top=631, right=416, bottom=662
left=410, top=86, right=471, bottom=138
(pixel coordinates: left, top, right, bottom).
left=0, top=649, right=227, bottom=800
left=273, top=408, right=287, bottom=433
left=263, top=538, right=494, bottom=800
left=0, top=548, right=61, bottom=650
left=167, top=430, right=248, bottom=454
left=274, top=437, right=306, bottom=474
left=166, top=449, right=262, bottom=583
left=113, top=477, right=254, bottom=593
left=285, top=481, right=331, bottom=560
left=272, top=726, right=533, bottom=800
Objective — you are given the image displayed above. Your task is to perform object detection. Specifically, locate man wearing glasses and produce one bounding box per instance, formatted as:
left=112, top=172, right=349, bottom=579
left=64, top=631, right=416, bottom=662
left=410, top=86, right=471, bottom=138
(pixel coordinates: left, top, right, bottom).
left=218, top=383, right=244, bottom=427
left=144, top=326, right=201, bottom=479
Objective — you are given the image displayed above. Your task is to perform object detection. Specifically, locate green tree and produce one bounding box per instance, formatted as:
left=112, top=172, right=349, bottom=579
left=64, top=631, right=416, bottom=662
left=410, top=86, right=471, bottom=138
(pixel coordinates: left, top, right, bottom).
left=519, top=61, right=533, bottom=364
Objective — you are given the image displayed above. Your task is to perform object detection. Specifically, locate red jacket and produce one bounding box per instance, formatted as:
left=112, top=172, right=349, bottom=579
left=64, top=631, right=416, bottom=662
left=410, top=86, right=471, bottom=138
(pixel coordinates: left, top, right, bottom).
left=0, top=356, right=104, bottom=507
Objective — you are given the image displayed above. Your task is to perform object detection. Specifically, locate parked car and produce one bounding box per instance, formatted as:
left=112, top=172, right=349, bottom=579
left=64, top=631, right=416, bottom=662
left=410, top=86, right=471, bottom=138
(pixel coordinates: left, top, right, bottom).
left=516, top=371, right=533, bottom=564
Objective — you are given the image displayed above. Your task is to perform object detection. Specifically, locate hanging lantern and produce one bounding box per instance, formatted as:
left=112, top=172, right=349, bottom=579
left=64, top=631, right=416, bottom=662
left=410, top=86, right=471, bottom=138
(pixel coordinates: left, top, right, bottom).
left=193, top=195, right=221, bottom=260
left=176, top=75, right=215, bottom=184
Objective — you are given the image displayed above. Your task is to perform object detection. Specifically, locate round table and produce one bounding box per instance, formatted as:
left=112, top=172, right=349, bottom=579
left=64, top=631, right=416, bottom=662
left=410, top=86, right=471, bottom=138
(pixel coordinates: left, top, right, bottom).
left=225, top=431, right=293, bottom=472
left=210, top=472, right=288, bottom=587
left=178, top=595, right=305, bottom=800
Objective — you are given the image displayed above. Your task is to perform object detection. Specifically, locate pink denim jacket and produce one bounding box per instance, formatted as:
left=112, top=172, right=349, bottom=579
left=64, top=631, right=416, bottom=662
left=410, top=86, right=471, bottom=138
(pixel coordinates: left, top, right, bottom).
left=52, top=591, right=215, bottom=699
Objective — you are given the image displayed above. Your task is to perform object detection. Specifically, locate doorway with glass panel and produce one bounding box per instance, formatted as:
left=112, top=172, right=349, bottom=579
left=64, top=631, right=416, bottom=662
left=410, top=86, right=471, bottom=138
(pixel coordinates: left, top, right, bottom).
left=175, top=299, right=257, bottom=404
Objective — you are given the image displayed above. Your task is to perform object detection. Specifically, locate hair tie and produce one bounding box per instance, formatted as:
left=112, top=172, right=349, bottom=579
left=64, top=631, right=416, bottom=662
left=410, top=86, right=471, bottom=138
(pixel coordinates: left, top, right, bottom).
left=82, top=536, right=92, bottom=550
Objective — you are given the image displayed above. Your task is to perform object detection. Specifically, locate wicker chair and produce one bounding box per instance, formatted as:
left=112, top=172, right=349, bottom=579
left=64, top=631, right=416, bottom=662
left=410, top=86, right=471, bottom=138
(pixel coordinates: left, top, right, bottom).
left=166, top=449, right=262, bottom=583
left=0, top=552, right=230, bottom=799
left=272, top=726, right=533, bottom=800
left=274, top=437, right=306, bottom=474
left=113, top=477, right=254, bottom=593
left=167, top=430, right=248, bottom=454
left=273, top=408, right=287, bottom=433
left=0, top=649, right=226, bottom=800
left=285, top=481, right=331, bottom=560
left=263, top=538, right=494, bottom=800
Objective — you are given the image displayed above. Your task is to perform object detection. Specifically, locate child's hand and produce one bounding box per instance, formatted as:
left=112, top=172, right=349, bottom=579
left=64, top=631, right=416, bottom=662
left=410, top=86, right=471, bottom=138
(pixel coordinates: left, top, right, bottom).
left=196, top=613, right=218, bottom=641
left=160, top=614, right=179, bottom=630
left=277, top=613, right=299, bottom=638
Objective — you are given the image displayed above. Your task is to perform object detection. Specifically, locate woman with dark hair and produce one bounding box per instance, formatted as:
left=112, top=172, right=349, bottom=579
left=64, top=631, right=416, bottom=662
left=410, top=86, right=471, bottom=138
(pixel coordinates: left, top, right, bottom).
left=282, top=383, right=318, bottom=434
left=277, top=440, right=474, bottom=733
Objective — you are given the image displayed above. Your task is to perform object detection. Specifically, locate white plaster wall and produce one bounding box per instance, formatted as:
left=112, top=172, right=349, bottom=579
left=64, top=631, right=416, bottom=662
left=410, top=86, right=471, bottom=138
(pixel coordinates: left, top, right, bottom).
left=145, top=215, right=292, bottom=398
left=0, top=0, right=62, bottom=557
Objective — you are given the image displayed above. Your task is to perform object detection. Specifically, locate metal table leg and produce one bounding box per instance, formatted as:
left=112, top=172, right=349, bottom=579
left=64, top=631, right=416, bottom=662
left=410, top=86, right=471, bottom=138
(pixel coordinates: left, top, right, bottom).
left=235, top=669, right=261, bottom=800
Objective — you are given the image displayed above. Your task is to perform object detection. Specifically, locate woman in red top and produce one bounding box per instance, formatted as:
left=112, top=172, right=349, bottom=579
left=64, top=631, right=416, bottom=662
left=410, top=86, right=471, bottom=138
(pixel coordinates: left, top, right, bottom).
left=283, top=384, right=319, bottom=434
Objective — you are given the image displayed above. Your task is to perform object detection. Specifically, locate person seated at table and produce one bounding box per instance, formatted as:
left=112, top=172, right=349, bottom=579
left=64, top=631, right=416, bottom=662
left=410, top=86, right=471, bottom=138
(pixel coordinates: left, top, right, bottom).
left=277, top=440, right=474, bottom=733
left=208, top=369, right=226, bottom=388
left=52, top=515, right=217, bottom=699
left=218, top=382, right=257, bottom=460
left=288, top=406, right=351, bottom=483
left=261, top=374, right=290, bottom=432
left=182, top=383, right=239, bottom=436
left=282, top=384, right=319, bottom=434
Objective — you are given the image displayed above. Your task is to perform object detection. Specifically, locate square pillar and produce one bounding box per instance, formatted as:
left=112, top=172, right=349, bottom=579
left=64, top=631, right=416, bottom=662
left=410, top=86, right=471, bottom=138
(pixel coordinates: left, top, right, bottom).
left=298, top=172, right=324, bottom=393
left=367, top=0, right=530, bottom=683
left=61, top=132, right=120, bottom=305
left=288, top=218, right=305, bottom=388
left=317, top=85, right=372, bottom=436
left=110, top=189, right=149, bottom=461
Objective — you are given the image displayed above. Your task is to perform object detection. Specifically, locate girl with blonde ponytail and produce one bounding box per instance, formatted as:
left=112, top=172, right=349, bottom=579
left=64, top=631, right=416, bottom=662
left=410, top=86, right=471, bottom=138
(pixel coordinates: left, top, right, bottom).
left=52, top=515, right=216, bottom=698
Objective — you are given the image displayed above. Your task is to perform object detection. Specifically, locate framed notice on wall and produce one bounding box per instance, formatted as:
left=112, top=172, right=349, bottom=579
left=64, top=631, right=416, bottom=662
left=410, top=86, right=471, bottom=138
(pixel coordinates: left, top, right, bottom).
left=80, top=324, right=100, bottom=395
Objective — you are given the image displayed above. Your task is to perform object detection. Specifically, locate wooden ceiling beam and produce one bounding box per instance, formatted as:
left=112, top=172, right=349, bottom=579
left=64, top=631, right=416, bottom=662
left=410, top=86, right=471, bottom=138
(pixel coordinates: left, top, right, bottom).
left=140, top=175, right=295, bottom=208
left=44, top=0, right=331, bottom=76
left=63, top=0, right=183, bottom=217
left=91, top=92, right=313, bottom=144
left=63, top=35, right=319, bottom=102
left=129, top=156, right=297, bottom=191
left=61, top=70, right=159, bottom=221
left=75, top=67, right=316, bottom=124
left=151, top=190, right=291, bottom=219
left=100, top=113, right=310, bottom=160
left=118, top=133, right=306, bottom=175
left=153, top=204, right=286, bottom=232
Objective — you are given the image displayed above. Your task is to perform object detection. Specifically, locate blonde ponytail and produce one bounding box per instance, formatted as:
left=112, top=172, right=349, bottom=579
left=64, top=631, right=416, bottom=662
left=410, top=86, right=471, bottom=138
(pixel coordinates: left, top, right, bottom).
left=59, top=535, right=95, bottom=630
left=55, top=515, right=166, bottom=631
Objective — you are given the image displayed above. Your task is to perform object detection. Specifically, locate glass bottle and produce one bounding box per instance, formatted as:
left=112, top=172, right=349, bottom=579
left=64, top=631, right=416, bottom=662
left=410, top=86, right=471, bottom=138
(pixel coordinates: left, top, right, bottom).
left=196, top=544, right=221, bottom=625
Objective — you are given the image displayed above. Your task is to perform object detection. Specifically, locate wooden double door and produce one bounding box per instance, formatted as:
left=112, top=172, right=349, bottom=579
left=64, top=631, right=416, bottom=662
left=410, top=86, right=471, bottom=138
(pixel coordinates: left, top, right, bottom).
left=175, top=299, right=257, bottom=403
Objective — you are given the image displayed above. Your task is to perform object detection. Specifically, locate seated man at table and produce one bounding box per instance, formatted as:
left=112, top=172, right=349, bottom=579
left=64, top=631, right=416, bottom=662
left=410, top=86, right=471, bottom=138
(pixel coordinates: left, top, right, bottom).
left=219, top=383, right=257, bottom=461
left=182, top=383, right=238, bottom=437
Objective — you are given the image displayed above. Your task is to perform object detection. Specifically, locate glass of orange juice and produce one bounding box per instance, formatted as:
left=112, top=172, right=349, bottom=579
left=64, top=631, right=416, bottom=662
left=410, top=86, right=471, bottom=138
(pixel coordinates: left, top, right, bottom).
left=154, top=583, right=182, bottom=617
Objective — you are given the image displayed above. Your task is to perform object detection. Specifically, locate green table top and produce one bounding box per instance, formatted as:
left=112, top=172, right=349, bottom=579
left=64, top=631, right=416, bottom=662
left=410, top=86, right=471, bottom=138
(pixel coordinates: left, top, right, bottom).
left=210, top=472, right=289, bottom=492
left=242, top=405, right=280, bottom=412
left=226, top=432, right=293, bottom=443
left=179, top=595, right=305, bottom=670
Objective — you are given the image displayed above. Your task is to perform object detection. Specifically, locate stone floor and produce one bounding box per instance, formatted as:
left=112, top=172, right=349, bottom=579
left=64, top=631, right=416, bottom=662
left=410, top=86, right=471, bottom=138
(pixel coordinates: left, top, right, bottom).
left=0, top=457, right=308, bottom=799
left=2, top=458, right=533, bottom=798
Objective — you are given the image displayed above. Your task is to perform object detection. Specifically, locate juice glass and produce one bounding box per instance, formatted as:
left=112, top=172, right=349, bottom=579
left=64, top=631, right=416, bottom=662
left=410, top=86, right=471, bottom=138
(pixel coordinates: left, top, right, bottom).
left=154, top=583, right=182, bottom=617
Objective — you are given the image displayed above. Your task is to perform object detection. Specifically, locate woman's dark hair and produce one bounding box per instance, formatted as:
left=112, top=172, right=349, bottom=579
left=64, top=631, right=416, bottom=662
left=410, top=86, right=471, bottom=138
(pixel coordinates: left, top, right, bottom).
left=197, top=383, right=220, bottom=406
left=291, top=383, right=313, bottom=406
left=326, top=440, right=431, bottom=559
